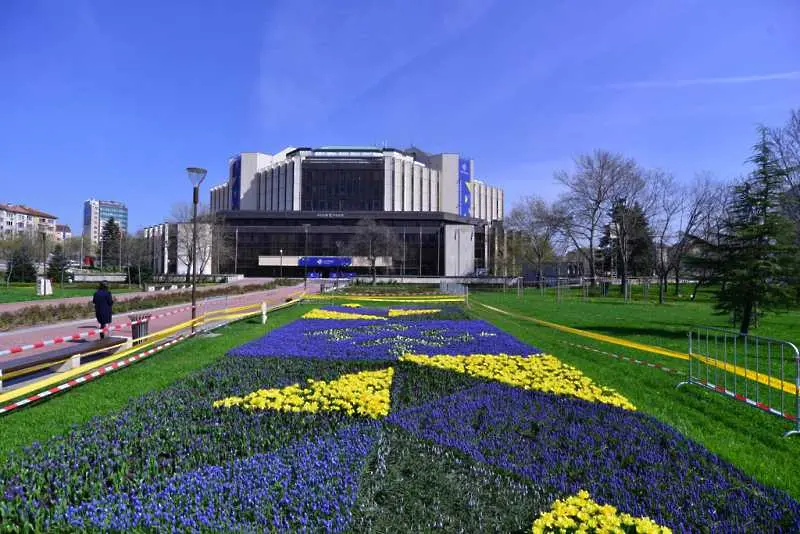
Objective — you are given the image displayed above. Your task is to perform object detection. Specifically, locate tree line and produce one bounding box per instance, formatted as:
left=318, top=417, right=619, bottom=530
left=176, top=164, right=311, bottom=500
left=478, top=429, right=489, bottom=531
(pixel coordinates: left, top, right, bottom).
left=1, top=203, right=233, bottom=287
left=506, top=109, right=800, bottom=334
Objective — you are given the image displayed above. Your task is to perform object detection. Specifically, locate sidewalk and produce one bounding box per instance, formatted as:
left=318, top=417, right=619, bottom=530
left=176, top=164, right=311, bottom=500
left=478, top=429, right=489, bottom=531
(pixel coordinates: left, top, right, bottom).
left=0, top=277, right=277, bottom=314
left=0, top=283, right=313, bottom=365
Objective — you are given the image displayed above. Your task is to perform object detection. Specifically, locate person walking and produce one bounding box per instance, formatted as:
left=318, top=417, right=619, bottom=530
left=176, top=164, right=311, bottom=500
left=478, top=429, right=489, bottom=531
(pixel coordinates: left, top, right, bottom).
left=92, top=281, right=113, bottom=339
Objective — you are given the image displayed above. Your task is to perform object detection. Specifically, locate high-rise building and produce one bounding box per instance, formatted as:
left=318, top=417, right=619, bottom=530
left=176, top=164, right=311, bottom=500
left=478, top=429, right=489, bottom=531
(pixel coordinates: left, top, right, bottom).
left=83, top=199, right=128, bottom=247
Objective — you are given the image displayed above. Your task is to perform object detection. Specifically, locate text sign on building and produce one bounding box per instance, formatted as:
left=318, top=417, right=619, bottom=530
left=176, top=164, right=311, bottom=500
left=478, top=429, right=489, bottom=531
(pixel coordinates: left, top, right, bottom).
left=298, top=256, right=353, bottom=267
left=458, top=157, right=471, bottom=217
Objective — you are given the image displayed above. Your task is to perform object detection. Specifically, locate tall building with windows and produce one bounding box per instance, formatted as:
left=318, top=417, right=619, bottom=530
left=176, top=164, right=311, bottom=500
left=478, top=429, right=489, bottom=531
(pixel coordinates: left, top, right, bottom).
left=83, top=199, right=128, bottom=247
left=209, top=146, right=505, bottom=277
left=0, top=204, right=58, bottom=239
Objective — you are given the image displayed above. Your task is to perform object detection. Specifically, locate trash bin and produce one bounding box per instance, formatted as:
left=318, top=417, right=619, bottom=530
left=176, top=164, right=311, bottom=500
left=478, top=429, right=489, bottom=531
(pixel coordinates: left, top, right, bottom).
left=129, top=313, right=152, bottom=345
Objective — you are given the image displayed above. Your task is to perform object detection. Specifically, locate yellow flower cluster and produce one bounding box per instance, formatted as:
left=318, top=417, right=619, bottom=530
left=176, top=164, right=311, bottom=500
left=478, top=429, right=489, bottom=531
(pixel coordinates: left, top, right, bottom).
left=532, top=491, right=671, bottom=533
left=213, top=368, right=394, bottom=419
left=340, top=303, right=362, bottom=308
left=387, top=308, right=441, bottom=317
left=302, top=309, right=385, bottom=320
left=400, top=354, right=636, bottom=411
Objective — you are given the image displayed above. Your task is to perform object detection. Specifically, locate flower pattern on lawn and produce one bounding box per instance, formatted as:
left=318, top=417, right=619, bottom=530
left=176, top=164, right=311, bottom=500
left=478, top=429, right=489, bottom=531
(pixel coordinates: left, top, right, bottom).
left=388, top=382, right=800, bottom=532
left=388, top=308, right=441, bottom=317
left=302, top=309, right=386, bottom=320
left=57, top=424, right=378, bottom=532
left=214, top=368, right=394, bottom=419
left=532, top=490, right=671, bottom=533
left=2, top=304, right=799, bottom=532
left=401, top=354, right=635, bottom=410
left=228, top=319, right=542, bottom=360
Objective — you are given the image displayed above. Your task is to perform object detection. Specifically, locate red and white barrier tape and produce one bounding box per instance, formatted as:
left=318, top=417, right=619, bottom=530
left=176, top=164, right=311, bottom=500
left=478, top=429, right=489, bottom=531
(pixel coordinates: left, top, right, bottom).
left=692, top=378, right=797, bottom=422
left=0, top=335, right=190, bottom=415
left=0, top=305, right=193, bottom=357
left=562, top=341, right=684, bottom=375
left=0, top=296, right=300, bottom=416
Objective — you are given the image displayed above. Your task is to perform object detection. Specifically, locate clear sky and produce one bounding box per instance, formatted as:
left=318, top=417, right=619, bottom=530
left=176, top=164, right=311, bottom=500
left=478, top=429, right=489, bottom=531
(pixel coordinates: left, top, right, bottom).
left=1, top=0, right=798, bottom=233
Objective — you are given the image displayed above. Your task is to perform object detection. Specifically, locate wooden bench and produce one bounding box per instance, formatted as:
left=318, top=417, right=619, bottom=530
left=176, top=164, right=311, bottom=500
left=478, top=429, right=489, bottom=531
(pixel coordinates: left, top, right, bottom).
left=0, top=337, right=129, bottom=390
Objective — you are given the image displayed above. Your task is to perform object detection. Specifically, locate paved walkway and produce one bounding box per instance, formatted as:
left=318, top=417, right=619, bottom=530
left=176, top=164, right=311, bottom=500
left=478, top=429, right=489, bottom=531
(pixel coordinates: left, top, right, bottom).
left=0, top=277, right=277, bottom=314
left=0, top=283, right=314, bottom=366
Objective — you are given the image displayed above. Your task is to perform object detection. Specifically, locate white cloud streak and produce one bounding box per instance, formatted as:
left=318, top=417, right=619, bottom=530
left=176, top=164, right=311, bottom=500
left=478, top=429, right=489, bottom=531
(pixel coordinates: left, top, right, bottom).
left=603, top=71, right=800, bottom=89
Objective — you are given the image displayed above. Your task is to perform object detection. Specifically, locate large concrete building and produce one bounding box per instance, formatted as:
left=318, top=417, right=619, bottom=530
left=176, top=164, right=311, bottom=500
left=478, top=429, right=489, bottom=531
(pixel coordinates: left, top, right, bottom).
left=0, top=204, right=58, bottom=240
left=83, top=199, right=128, bottom=248
left=208, top=146, right=505, bottom=277
left=142, top=222, right=214, bottom=277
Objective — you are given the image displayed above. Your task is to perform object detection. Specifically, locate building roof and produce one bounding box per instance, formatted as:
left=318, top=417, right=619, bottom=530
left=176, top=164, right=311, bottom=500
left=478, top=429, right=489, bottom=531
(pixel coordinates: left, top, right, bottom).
left=56, top=224, right=72, bottom=232
left=0, top=203, right=58, bottom=219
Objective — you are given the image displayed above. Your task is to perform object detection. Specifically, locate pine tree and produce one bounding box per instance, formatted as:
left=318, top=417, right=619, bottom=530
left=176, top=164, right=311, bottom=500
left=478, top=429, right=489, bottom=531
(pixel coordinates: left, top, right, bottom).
left=47, top=244, right=69, bottom=282
left=8, top=245, right=37, bottom=283
left=711, top=129, right=799, bottom=334
left=100, top=218, right=121, bottom=270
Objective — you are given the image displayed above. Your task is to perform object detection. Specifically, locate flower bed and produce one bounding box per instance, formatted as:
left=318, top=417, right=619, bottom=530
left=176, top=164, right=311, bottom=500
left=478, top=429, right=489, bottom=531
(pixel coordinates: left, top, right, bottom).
left=401, top=354, right=635, bottom=410
left=388, top=382, right=800, bottom=531
left=1, top=305, right=798, bottom=531
left=229, top=319, right=541, bottom=360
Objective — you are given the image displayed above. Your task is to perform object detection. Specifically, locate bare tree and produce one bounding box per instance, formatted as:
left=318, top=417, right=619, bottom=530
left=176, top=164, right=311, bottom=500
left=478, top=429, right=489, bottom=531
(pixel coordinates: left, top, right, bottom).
left=684, top=181, right=733, bottom=300
left=555, top=150, right=638, bottom=285
left=170, top=203, right=213, bottom=281
left=770, top=109, right=800, bottom=190
left=650, top=172, right=682, bottom=303
left=506, top=196, right=563, bottom=285
left=650, top=172, right=714, bottom=303
left=345, top=219, right=399, bottom=284
left=770, top=109, right=800, bottom=241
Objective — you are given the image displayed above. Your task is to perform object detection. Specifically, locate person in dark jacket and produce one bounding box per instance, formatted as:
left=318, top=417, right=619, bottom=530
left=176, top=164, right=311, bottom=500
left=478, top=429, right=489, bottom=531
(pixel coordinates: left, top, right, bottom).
left=92, top=281, right=113, bottom=339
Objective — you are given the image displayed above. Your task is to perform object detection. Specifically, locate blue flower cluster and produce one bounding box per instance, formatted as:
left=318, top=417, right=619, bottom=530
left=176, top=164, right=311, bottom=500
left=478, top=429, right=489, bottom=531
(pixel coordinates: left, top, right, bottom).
left=228, top=319, right=541, bottom=360
left=388, top=382, right=800, bottom=532
left=56, top=424, right=378, bottom=532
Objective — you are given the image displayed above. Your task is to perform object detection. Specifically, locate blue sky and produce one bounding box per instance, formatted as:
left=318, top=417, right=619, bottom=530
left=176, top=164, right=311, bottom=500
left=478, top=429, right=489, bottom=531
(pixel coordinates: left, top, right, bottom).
left=1, top=0, right=798, bottom=233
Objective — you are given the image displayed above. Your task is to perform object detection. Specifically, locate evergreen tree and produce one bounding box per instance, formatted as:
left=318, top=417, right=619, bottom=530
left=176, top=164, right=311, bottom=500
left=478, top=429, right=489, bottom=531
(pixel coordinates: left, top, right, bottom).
left=706, top=129, right=799, bottom=334
left=8, top=245, right=37, bottom=282
left=599, top=202, right=654, bottom=279
left=100, top=218, right=121, bottom=269
left=47, top=244, right=69, bottom=282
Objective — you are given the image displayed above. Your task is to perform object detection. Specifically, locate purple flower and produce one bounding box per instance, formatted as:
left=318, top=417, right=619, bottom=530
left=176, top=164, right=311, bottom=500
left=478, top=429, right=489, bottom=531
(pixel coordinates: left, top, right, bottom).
left=228, top=319, right=541, bottom=360
left=388, top=382, right=800, bottom=532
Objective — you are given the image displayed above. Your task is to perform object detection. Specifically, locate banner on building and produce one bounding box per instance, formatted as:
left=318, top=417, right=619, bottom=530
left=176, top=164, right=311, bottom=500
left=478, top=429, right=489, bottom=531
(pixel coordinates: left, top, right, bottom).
left=458, top=157, right=471, bottom=217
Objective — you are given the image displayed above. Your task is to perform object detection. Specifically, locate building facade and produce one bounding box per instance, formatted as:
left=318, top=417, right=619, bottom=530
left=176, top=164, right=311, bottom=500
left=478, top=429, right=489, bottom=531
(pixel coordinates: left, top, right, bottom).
left=55, top=224, right=72, bottom=242
left=142, top=222, right=214, bottom=277
left=209, top=146, right=505, bottom=277
left=0, top=204, right=58, bottom=240
left=83, top=199, right=128, bottom=248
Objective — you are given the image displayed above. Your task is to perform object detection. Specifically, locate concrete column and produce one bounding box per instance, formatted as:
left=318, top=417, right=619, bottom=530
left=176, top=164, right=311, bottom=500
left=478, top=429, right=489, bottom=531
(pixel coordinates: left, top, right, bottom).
left=292, top=156, right=302, bottom=211
left=384, top=155, right=393, bottom=211
left=393, top=158, right=403, bottom=211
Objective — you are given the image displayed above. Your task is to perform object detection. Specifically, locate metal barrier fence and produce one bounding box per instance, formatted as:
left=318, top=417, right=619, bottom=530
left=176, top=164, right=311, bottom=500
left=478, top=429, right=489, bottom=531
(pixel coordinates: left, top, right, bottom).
left=678, top=325, right=800, bottom=437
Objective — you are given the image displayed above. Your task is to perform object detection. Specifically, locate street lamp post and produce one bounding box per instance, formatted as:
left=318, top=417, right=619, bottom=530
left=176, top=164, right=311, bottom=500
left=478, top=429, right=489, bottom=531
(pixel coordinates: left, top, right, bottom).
left=303, top=224, right=310, bottom=289
left=186, top=166, right=207, bottom=333
left=40, top=232, right=46, bottom=277
left=279, top=248, right=283, bottom=278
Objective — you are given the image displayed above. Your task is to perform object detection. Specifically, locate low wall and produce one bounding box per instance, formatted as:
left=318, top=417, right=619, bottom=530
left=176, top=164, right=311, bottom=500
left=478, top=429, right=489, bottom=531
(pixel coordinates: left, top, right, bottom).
left=71, top=272, right=127, bottom=283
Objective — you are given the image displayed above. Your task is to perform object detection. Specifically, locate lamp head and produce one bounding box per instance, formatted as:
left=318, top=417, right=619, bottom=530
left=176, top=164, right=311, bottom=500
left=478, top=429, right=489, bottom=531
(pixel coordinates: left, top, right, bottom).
left=186, top=167, right=207, bottom=187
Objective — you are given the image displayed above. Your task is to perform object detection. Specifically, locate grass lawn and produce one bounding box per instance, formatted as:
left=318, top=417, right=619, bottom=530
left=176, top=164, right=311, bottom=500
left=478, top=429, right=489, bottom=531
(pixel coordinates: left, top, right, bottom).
left=467, top=297, right=800, bottom=500
left=0, top=301, right=312, bottom=457
left=474, top=289, right=800, bottom=384
left=0, top=285, right=137, bottom=304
